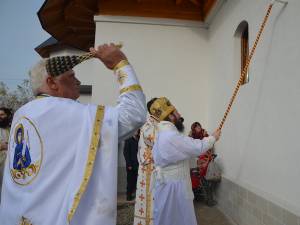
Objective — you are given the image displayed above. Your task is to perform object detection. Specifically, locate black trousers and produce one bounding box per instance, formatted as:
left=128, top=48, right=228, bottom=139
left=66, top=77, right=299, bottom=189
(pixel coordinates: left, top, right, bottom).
left=126, top=167, right=138, bottom=196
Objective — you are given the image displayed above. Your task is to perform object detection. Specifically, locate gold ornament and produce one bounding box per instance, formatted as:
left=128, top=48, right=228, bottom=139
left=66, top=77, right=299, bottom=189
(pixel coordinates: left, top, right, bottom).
left=150, top=97, right=175, bottom=121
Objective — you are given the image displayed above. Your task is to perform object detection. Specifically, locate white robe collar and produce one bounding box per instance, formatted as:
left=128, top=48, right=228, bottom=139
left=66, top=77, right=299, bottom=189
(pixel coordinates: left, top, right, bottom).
left=157, top=121, right=177, bottom=132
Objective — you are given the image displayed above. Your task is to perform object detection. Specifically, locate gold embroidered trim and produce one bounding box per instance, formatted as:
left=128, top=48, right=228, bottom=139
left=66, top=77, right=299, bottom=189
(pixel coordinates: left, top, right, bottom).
left=113, top=60, right=129, bottom=71
left=35, top=94, right=50, bottom=99
left=134, top=215, right=154, bottom=220
left=9, top=117, right=44, bottom=186
left=67, top=105, right=105, bottom=222
left=19, top=216, right=33, bottom=225
left=117, top=70, right=128, bottom=85
left=145, top=163, right=154, bottom=225
left=11, top=161, right=40, bottom=180
left=120, top=84, right=142, bottom=95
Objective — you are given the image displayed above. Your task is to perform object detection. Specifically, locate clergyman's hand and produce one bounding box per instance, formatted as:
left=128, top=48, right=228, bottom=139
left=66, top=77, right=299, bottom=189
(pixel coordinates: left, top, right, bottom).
left=212, top=129, right=221, bottom=141
left=89, top=43, right=127, bottom=70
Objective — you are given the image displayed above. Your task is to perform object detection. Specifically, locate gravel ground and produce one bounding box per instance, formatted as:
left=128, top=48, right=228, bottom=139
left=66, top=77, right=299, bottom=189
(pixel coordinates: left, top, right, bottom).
left=117, top=204, right=134, bottom=225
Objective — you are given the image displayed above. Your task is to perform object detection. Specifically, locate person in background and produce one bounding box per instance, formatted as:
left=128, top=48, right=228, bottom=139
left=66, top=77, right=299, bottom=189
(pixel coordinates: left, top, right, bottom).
left=190, top=122, right=212, bottom=177
left=0, top=107, right=13, bottom=199
left=123, top=130, right=140, bottom=201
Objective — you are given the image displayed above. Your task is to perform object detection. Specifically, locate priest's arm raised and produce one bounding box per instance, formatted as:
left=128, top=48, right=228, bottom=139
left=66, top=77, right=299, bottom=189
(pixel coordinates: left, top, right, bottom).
left=154, top=124, right=217, bottom=166
left=114, top=60, right=146, bottom=141
left=90, top=44, right=147, bottom=141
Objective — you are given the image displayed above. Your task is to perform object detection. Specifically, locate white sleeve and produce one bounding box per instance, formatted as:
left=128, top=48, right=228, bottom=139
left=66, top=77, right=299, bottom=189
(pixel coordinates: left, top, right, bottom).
left=115, top=62, right=147, bottom=141
left=154, top=130, right=216, bottom=165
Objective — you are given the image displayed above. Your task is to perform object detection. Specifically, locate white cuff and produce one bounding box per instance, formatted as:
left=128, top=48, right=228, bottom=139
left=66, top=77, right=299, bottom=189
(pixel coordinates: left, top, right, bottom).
left=114, top=63, right=142, bottom=94
left=204, top=136, right=216, bottom=149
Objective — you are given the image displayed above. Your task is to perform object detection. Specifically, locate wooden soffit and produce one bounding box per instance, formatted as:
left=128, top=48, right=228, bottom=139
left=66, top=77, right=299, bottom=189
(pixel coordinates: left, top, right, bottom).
left=98, top=0, right=217, bottom=21
left=38, top=0, right=99, bottom=52
left=38, top=0, right=219, bottom=52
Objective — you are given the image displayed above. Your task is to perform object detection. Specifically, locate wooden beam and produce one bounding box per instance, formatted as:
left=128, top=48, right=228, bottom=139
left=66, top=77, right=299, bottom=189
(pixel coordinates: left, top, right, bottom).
left=98, top=0, right=204, bottom=21
left=202, top=0, right=217, bottom=20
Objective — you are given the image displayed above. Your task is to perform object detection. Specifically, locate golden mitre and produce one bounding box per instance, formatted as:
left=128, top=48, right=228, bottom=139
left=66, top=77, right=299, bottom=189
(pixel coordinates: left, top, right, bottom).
left=150, top=97, right=175, bottom=121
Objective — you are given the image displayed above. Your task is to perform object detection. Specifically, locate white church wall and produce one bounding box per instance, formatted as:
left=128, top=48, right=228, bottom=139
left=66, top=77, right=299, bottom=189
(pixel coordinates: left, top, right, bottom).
left=208, top=0, right=300, bottom=220
left=93, top=16, right=212, bottom=133
left=93, top=16, right=212, bottom=192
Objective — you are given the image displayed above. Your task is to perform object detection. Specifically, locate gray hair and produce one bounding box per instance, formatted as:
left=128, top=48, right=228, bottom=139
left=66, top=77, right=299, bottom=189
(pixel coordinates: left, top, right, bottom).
left=29, top=59, right=48, bottom=96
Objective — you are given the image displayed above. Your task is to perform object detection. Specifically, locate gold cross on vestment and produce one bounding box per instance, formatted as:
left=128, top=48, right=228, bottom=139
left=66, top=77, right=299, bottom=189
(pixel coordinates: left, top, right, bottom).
left=143, top=148, right=152, bottom=161
left=139, top=207, right=145, bottom=215
left=139, top=194, right=145, bottom=201
left=140, top=180, right=146, bottom=188
left=146, top=134, right=154, bottom=143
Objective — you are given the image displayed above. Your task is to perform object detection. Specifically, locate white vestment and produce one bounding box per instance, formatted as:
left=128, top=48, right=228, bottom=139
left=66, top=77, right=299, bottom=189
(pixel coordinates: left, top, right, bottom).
left=134, top=115, right=158, bottom=225
left=0, top=64, right=146, bottom=225
left=152, top=121, right=215, bottom=225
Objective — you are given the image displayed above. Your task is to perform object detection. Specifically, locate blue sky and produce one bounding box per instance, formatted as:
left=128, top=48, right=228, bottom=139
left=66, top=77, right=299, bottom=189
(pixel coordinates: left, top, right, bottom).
left=0, top=0, right=50, bottom=89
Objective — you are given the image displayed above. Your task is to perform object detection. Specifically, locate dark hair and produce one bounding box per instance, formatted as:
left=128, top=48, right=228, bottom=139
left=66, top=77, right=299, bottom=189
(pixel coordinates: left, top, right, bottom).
left=0, top=107, right=13, bottom=126
left=0, top=107, right=12, bottom=118
left=147, top=98, right=158, bottom=113
left=191, top=122, right=201, bottom=130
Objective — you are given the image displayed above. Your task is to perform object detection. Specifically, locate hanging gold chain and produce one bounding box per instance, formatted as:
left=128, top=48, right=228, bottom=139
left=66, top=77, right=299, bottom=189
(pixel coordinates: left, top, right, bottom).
left=218, top=4, right=273, bottom=130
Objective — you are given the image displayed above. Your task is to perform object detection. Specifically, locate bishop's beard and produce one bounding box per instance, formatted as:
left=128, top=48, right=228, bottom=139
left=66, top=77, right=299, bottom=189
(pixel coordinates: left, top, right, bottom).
left=174, top=117, right=185, bottom=133
left=0, top=118, right=10, bottom=128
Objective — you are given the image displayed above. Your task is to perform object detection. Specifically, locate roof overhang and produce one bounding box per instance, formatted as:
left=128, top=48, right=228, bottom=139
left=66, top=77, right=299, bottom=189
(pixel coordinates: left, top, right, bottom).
left=38, top=0, right=98, bottom=52
left=37, top=0, right=225, bottom=52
